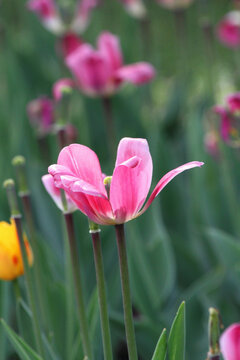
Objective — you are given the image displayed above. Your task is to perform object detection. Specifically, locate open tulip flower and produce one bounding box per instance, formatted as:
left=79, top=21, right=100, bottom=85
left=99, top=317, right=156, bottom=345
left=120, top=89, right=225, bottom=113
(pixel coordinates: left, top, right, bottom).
left=0, top=220, right=33, bottom=281
left=156, top=0, right=194, bottom=10
left=65, top=31, right=155, bottom=97
left=118, top=0, right=147, bottom=19
left=27, top=97, right=54, bottom=136
left=220, top=323, right=240, bottom=360
left=48, top=138, right=203, bottom=225
left=27, top=0, right=98, bottom=35
left=214, top=93, right=240, bottom=146
left=42, top=174, right=77, bottom=213
left=217, top=11, right=240, bottom=48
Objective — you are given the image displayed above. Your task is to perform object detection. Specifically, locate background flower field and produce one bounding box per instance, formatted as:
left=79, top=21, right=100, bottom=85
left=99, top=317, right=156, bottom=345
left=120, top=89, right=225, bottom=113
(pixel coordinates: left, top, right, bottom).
left=0, top=0, right=239, bottom=359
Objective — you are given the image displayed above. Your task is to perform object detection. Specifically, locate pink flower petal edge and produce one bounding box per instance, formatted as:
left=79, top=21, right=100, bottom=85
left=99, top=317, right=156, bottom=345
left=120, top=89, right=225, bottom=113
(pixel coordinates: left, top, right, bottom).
left=220, top=323, right=240, bottom=360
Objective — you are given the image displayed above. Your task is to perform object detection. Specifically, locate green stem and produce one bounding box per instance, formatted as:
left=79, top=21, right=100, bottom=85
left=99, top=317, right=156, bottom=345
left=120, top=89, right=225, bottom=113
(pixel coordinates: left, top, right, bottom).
left=90, top=229, right=113, bottom=360
left=102, top=97, right=116, bottom=158
left=64, top=213, right=93, bottom=359
left=13, top=215, right=44, bottom=357
left=13, top=279, right=23, bottom=337
left=114, top=224, right=138, bottom=360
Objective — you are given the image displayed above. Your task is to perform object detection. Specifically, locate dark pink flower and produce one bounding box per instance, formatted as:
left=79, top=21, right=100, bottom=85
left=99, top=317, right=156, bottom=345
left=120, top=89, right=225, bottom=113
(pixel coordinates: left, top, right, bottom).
left=48, top=138, right=203, bottom=225
left=156, top=0, right=194, bottom=10
left=42, top=174, right=77, bottom=212
left=217, top=11, right=240, bottom=48
left=118, top=0, right=146, bottom=18
left=66, top=31, right=155, bottom=97
left=53, top=78, right=75, bottom=101
left=59, top=32, right=83, bottom=58
left=220, top=323, right=240, bottom=360
left=27, top=97, right=54, bottom=135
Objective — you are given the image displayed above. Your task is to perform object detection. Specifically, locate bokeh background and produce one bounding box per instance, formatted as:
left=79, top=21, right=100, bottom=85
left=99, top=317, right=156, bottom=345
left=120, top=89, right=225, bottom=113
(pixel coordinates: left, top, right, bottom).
left=0, top=0, right=239, bottom=359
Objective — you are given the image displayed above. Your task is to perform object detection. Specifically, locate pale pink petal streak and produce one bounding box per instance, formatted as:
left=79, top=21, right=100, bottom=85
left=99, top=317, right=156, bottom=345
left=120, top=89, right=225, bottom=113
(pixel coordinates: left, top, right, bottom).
left=138, top=161, right=204, bottom=216
left=115, top=62, right=155, bottom=85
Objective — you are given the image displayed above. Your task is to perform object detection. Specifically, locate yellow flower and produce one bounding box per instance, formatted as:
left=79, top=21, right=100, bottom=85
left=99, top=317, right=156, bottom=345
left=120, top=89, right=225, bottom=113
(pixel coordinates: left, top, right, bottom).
left=0, top=220, right=33, bottom=280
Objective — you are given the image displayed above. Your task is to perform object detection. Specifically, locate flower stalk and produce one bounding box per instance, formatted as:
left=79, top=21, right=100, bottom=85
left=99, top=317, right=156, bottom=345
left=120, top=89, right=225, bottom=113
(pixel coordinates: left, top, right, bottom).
left=207, top=308, right=221, bottom=360
left=3, top=179, right=44, bottom=357
left=89, top=221, right=113, bottom=360
left=64, top=212, right=93, bottom=359
left=115, top=224, right=138, bottom=360
left=102, top=97, right=116, bottom=157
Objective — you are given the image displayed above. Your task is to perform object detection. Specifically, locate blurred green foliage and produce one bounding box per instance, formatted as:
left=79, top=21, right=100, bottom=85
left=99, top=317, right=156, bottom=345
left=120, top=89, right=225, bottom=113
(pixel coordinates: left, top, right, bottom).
left=0, top=0, right=239, bottom=359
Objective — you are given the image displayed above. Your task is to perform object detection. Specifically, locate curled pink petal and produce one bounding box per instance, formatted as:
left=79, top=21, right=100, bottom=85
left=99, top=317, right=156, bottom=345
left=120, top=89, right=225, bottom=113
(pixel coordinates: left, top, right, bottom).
left=220, top=323, right=240, bottom=360
left=110, top=138, right=153, bottom=223
left=98, top=32, right=123, bottom=72
left=71, top=0, right=98, bottom=33
left=115, top=62, right=155, bottom=85
left=138, top=161, right=204, bottom=216
left=27, top=97, right=54, bottom=135
left=42, top=174, right=77, bottom=212
left=27, top=0, right=56, bottom=18
left=53, top=78, right=75, bottom=101
left=227, top=93, right=240, bottom=112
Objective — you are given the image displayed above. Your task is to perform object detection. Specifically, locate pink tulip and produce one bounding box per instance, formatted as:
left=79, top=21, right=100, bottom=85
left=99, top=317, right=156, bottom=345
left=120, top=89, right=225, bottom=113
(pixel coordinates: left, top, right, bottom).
left=204, top=131, right=219, bottom=159
left=59, top=32, right=83, bottom=59
left=66, top=31, right=155, bottom=97
left=28, top=0, right=98, bottom=35
left=48, top=138, right=203, bottom=225
left=156, top=0, right=194, bottom=10
left=217, top=11, right=240, bottom=48
left=220, top=323, right=240, bottom=360
left=214, top=93, right=240, bottom=144
left=42, top=174, right=77, bottom=212
left=27, top=0, right=64, bottom=34
left=27, top=97, right=54, bottom=135
left=118, top=0, right=146, bottom=19
left=53, top=78, right=75, bottom=101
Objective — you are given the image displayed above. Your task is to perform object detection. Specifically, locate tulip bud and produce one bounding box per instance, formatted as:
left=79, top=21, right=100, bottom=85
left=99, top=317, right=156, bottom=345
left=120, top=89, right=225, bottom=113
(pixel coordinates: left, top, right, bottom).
left=12, top=156, right=29, bottom=196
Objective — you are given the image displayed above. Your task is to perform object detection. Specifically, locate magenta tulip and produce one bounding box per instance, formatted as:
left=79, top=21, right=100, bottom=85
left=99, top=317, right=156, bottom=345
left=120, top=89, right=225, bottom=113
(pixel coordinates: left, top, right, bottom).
left=220, top=323, right=240, bottom=360
left=66, top=31, right=155, bottom=97
left=217, top=11, right=240, bottom=48
left=27, top=97, right=54, bottom=135
left=156, top=0, right=194, bottom=10
left=48, top=138, right=203, bottom=225
left=28, top=0, right=98, bottom=35
left=118, top=0, right=146, bottom=19
left=214, top=93, right=240, bottom=144
left=42, top=174, right=77, bottom=212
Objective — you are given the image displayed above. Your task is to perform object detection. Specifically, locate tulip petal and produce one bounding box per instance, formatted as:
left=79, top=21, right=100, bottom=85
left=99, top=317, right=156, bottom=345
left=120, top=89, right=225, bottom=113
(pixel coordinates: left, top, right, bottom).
left=110, top=138, right=153, bottom=223
left=115, top=62, right=155, bottom=85
left=220, top=323, right=240, bottom=360
left=53, top=78, right=75, bottom=101
left=98, top=32, right=123, bottom=72
left=138, top=161, right=204, bottom=216
left=66, top=44, right=111, bottom=95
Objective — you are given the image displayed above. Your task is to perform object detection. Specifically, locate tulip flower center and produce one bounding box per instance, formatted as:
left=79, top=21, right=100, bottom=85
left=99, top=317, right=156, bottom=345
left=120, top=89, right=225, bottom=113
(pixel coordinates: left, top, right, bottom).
left=103, top=176, right=112, bottom=198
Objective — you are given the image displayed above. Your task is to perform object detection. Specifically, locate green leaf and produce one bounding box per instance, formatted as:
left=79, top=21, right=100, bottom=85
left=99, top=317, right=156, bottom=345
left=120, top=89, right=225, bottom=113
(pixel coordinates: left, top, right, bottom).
left=151, top=328, right=167, bottom=360
left=168, top=302, right=186, bottom=360
left=0, top=319, right=43, bottom=360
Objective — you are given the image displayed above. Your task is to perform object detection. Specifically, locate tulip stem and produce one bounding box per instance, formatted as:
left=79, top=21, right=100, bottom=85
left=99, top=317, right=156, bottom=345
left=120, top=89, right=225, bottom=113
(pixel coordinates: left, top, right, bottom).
left=102, top=97, right=116, bottom=157
left=56, top=126, right=68, bottom=150
left=90, top=226, right=113, bottom=360
left=14, top=215, right=44, bottom=357
left=115, top=224, right=138, bottom=360
left=64, top=212, right=93, bottom=360
left=12, top=279, right=23, bottom=337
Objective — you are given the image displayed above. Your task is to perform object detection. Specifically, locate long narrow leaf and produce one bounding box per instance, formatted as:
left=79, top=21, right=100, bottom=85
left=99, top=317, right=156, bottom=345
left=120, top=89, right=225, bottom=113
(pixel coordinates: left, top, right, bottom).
left=151, top=328, right=167, bottom=360
left=168, top=302, right=186, bottom=360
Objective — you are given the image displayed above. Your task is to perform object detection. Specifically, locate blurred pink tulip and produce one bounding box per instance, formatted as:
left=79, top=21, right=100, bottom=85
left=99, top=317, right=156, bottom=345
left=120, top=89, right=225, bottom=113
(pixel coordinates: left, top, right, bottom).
left=66, top=31, right=155, bottom=97
left=27, top=0, right=64, bottom=34
left=217, top=11, right=240, bottom=48
left=28, top=0, right=98, bottom=35
left=118, top=0, right=146, bottom=19
left=27, top=97, right=54, bottom=135
left=48, top=138, right=203, bottom=225
left=220, top=323, right=240, bottom=360
left=214, top=93, right=240, bottom=144
left=53, top=78, right=75, bottom=101
left=42, top=174, right=77, bottom=212
left=156, top=0, right=194, bottom=10
left=204, top=131, right=219, bottom=159
left=59, top=32, right=83, bottom=58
